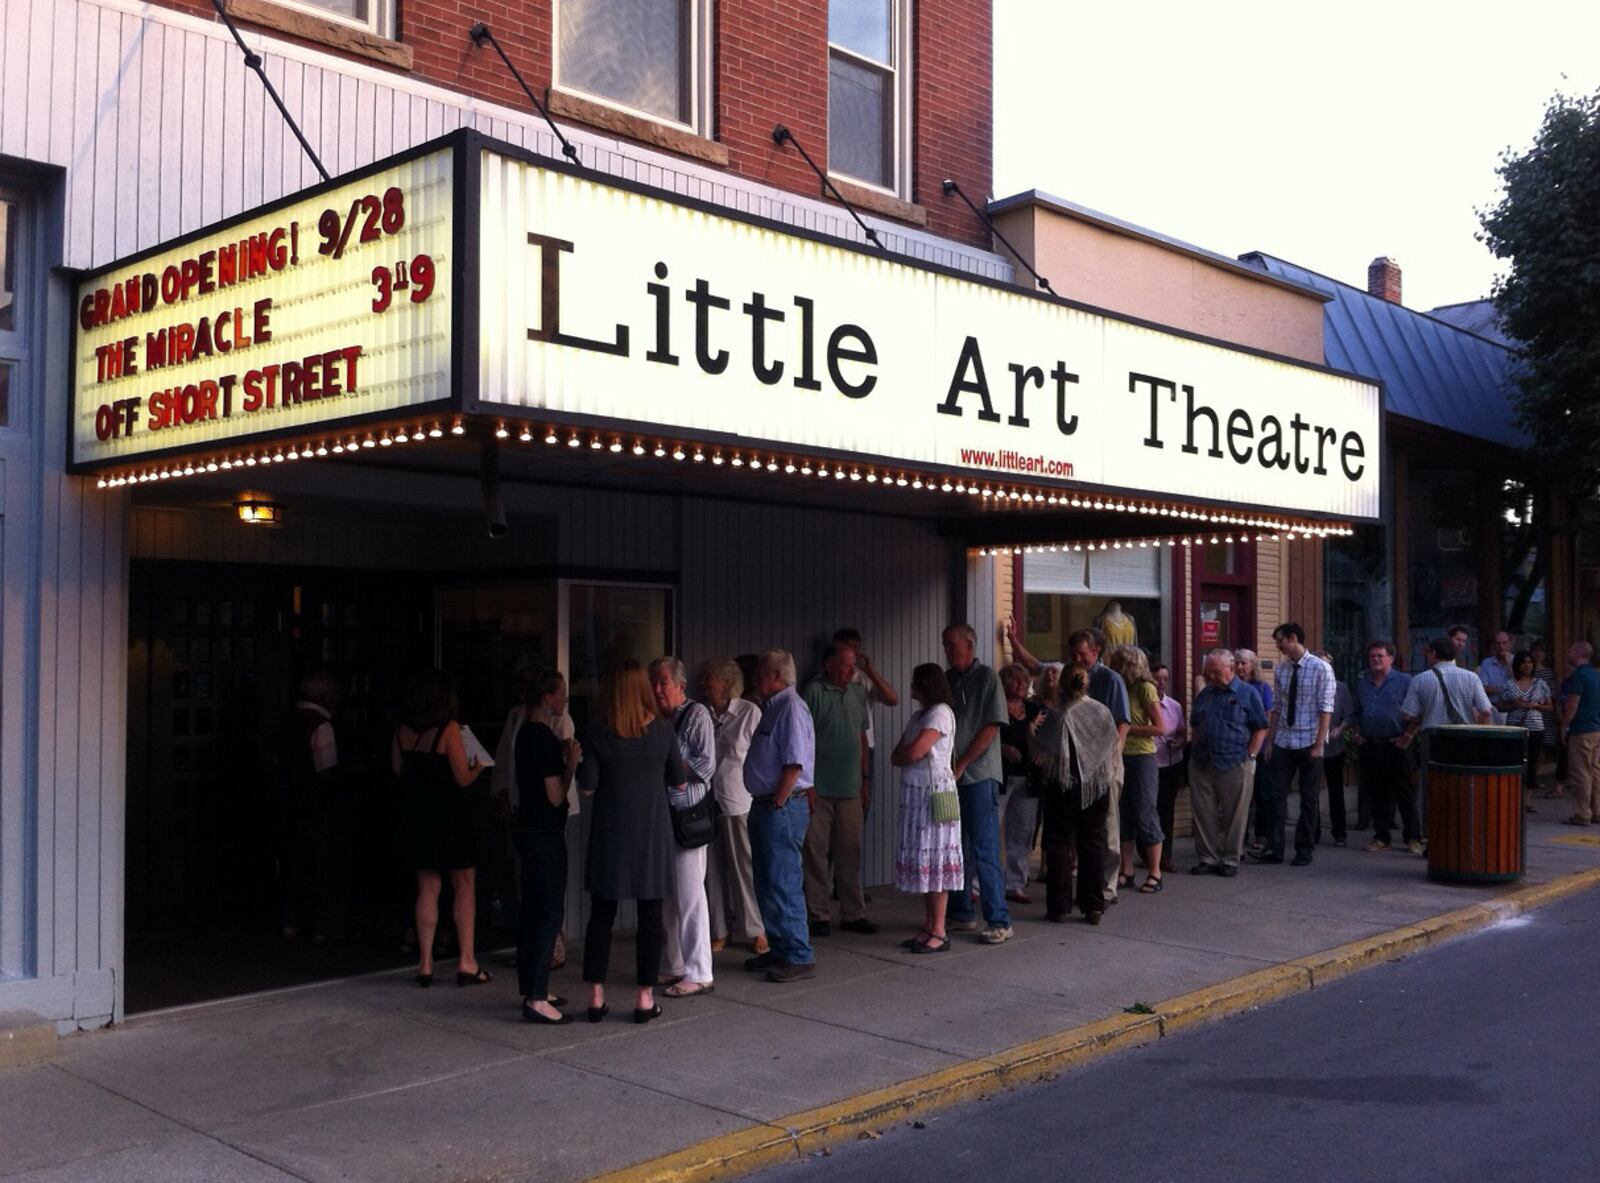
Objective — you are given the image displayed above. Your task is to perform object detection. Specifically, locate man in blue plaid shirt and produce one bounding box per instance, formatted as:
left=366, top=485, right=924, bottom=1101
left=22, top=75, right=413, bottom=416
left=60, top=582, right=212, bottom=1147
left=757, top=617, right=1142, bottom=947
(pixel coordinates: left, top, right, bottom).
left=1248, top=622, right=1335, bottom=866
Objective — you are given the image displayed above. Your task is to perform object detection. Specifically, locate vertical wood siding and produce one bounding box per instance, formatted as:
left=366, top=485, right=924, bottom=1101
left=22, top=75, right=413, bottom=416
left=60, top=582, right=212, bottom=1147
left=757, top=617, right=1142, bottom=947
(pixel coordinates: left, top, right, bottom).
left=0, top=0, right=1003, bottom=1023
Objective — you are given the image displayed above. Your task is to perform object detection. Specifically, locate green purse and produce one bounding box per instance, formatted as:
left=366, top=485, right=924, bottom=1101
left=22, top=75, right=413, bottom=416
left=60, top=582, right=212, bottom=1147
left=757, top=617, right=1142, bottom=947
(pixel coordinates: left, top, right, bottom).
left=928, top=788, right=961, bottom=824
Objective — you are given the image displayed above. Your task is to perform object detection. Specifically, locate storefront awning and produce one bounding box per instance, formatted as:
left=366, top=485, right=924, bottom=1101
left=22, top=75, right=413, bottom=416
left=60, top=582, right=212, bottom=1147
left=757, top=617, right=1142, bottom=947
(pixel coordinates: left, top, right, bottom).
left=71, top=130, right=1382, bottom=542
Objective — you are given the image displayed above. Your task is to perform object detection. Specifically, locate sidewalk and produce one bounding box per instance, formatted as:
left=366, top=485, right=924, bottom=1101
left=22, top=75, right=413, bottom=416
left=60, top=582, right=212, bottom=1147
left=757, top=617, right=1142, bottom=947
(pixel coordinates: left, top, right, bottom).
left=7, top=797, right=1600, bottom=1183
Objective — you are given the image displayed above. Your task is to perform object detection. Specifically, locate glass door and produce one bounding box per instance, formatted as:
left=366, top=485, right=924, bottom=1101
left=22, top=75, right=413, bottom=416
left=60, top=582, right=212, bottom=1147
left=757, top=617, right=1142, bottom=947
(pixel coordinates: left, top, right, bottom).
left=559, top=580, right=676, bottom=732
left=1196, top=588, right=1242, bottom=686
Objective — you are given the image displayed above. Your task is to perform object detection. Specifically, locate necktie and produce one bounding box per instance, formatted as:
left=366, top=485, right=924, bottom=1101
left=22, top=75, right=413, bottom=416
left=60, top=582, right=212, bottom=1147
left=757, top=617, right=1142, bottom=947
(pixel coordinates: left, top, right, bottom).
left=1286, top=661, right=1300, bottom=728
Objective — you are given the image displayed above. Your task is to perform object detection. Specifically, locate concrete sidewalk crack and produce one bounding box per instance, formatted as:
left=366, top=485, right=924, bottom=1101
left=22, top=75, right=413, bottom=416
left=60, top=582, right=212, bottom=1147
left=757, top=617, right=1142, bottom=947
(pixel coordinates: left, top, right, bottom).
left=48, top=1062, right=314, bottom=1183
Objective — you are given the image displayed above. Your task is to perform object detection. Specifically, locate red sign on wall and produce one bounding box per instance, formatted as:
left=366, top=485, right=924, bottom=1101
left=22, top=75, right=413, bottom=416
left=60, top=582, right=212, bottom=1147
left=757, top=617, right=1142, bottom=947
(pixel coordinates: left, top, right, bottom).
left=1200, top=619, right=1220, bottom=644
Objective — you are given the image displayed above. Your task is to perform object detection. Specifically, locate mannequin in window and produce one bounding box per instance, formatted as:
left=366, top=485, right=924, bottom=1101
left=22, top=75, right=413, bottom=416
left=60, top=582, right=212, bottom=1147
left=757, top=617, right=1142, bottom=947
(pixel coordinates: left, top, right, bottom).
left=1097, top=601, right=1138, bottom=651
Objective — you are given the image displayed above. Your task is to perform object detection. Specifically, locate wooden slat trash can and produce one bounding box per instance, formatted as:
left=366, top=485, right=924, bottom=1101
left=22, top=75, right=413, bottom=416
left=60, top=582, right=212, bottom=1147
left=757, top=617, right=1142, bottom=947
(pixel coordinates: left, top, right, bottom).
left=1423, top=725, right=1527, bottom=883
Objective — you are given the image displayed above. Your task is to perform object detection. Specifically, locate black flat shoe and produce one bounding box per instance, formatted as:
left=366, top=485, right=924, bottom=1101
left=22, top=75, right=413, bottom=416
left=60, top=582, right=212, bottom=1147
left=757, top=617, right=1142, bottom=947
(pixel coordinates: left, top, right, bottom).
left=414, top=972, right=433, bottom=989
left=909, top=935, right=950, bottom=954
left=546, top=995, right=568, bottom=1008
left=456, top=967, right=493, bottom=987
left=586, top=1004, right=609, bottom=1023
left=521, top=1000, right=573, bottom=1025
left=633, top=1004, right=662, bottom=1024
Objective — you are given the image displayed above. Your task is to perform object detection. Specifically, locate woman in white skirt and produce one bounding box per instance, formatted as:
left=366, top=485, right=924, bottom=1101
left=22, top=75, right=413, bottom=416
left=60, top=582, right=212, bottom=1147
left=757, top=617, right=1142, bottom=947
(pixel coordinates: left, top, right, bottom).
left=891, top=663, right=965, bottom=953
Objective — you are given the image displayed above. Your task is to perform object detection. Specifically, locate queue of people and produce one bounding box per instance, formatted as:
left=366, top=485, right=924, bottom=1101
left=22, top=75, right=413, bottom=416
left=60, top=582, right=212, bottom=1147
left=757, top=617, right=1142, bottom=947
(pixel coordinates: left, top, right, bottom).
left=276, top=616, right=1600, bottom=1029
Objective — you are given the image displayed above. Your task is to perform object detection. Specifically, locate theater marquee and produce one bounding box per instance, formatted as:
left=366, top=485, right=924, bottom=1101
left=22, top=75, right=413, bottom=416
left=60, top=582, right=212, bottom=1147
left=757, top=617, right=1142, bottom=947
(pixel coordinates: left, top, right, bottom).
left=474, top=150, right=1380, bottom=520
left=71, top=132, right=1381, bottom=522
left=71, top=147, right=456, bottom=468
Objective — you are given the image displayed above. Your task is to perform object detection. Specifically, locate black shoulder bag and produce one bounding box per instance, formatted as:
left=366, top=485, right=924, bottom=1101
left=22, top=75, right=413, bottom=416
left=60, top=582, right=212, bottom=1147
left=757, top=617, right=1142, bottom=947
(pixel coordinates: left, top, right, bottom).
left=669, top=704, right=719, bottom=850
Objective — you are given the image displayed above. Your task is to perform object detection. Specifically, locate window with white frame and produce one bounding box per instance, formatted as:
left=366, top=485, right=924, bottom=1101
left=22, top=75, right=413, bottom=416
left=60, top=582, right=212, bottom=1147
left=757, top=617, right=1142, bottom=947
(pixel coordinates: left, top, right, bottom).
left=555, top=0, right=712, bottom=132
left=266, top=0, right=394, bottom=40
left=828, top=0, right=912, bottom=194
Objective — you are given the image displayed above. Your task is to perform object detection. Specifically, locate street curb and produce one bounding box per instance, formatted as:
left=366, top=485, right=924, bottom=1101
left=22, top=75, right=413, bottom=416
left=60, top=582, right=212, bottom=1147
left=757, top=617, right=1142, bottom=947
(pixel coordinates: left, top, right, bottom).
left=588, top=865, right=1600, bottom=1183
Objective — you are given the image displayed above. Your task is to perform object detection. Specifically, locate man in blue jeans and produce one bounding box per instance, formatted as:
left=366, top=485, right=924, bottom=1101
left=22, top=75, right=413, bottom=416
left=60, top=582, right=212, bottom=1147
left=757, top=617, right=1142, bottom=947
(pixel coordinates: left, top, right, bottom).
left=743, top=649, right=818, bottom=983
left=942, top=623, right=1012, bottom=944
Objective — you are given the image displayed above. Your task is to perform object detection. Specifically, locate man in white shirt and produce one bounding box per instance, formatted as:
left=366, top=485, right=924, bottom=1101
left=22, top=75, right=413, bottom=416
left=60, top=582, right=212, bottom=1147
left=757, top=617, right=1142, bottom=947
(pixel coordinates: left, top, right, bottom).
left=283, top=672, right=345, bottom=941
left=1398, top=636, right=1494, bottom=852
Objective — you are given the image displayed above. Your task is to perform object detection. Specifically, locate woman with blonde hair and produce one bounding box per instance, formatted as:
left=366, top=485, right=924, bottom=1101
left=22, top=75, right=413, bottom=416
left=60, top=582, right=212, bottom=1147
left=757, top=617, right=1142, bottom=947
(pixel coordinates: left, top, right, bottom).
left=1106, top=645, right=1169, bottom=894
left=578, top=661, right=689, bottom=1024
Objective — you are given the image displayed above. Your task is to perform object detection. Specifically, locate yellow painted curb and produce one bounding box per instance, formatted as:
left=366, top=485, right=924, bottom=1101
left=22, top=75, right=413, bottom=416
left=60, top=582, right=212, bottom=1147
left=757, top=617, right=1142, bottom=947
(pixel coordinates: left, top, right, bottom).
left=586, top=1123, right=797, bottom=1183
left=1505, top=866, right=1600, bottom=910
left=986, top=1011, right=1162, bottom=1084
left=1155, top=964, right=1311, bottom=1034
left=595, top=866, right=1600, bottom=1183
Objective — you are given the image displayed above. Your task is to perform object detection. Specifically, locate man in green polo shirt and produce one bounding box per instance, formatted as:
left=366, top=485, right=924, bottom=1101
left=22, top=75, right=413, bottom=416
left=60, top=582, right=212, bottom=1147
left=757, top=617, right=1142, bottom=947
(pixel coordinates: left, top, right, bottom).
left=801, top=641, right=874, bottom=935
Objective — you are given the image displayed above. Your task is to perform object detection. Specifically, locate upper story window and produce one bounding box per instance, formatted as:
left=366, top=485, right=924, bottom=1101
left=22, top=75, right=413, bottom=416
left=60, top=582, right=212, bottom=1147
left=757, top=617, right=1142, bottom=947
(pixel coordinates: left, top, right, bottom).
left=828, top=0, right=912, bottom=195
left=556, top=0, right=711, bottom=132
left=269, top=0, right=394, bottom=39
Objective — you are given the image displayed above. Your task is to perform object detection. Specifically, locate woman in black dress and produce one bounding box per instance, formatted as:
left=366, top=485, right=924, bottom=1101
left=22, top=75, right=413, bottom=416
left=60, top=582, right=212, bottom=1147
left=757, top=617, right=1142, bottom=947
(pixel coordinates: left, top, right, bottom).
left=392, top=672, right=488, bottom=987
left=514, top=670, right=582, bottom=1024
left=579, top=661, right=688, bottom=1024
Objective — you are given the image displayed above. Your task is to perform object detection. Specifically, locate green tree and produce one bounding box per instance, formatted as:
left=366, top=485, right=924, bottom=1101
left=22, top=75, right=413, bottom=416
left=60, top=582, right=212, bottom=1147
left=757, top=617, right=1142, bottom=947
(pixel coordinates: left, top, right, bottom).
left=1479, top=87, right=1600, bottom=497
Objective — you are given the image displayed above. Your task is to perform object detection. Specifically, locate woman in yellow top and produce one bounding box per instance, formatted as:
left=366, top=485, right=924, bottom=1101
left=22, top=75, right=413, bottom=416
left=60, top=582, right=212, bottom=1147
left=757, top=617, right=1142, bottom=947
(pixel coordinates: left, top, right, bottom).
left=1108, top=645, right=1170, bottom=893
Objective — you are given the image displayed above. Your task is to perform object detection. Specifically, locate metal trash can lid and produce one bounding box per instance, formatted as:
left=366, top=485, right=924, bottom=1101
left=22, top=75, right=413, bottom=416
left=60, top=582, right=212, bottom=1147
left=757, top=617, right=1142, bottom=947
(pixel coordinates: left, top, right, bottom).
left=1426, top=724, right=1528, bottom=768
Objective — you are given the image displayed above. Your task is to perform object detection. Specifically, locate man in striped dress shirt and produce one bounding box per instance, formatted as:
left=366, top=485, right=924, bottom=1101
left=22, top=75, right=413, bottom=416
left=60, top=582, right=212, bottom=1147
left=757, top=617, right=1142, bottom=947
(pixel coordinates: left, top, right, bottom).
left=1248, top=623, right=1335, bottom=867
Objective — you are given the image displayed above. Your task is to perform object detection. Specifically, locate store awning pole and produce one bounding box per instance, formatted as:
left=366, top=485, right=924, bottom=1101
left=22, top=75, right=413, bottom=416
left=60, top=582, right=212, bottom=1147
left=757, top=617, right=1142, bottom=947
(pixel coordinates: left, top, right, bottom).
left=210, top=0, right=330, bottom=182
left=942, top=179, right=1054, bottom=295
left=467, top=23, right=582, bottom=165
left=771, top=125, right=889, bottom=254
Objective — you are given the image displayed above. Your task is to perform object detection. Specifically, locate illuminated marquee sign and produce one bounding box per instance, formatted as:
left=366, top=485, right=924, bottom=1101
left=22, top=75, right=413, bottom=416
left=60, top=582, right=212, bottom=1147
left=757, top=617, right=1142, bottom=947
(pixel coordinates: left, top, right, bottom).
left=70, top=132, right=1380, bottom=523
left=71, top=146, right=456, bottom=467
left=474, top=148, right=1382, bottom=520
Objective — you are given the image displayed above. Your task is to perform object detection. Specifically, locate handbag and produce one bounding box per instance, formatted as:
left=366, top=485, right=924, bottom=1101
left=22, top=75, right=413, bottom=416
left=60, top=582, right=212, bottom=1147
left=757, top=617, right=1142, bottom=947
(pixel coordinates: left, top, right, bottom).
left=928, top=787, right=961, bottom=824
left=669, top=702, right=718, bottom=849
left=669, top=790, right=718, bottom=849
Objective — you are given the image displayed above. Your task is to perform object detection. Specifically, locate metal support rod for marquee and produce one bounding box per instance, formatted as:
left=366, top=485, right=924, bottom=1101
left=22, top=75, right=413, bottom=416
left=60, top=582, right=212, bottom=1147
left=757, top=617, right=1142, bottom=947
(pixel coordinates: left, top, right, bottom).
left=771, top=125, right=889, bottom=253
left=210, top=0, right=331, bottom=182
left=467, top=23, right=582, bottom=164
left=941, top=179, right=1054, bottom=295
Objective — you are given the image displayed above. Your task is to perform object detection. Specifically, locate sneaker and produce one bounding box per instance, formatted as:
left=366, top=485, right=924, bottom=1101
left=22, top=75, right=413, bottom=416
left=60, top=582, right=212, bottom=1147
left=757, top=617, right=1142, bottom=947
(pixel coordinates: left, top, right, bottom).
left=765, top=962, right=816, bottom=984
left=1217, top=863, right=1239, bottom=878
left=1406, top=839, right=1425, bottom=855
left=979, top=924, right=1014, bottom=945
left=838, top=918, right=879, bottom=935
left=948, top=918, right=980, bottom=932
left=744, top=951, right=783, bottom=972
left=1333, top=837, right=1347, bottom=848
left=1366, top=839, right=1390, bottom=852
left=1190, top=862, right=1219, bottom=875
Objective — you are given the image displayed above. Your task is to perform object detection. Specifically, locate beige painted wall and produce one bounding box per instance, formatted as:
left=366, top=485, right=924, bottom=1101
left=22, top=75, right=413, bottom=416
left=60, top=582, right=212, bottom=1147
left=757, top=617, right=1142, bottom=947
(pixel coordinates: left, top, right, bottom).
left=992, top=205, right=1326, bottom=364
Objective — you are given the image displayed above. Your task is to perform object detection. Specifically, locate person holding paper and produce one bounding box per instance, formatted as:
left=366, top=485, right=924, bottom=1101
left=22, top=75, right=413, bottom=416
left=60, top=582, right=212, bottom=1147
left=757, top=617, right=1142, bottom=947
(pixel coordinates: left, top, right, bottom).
left=392, top=671, right=489, bottom=988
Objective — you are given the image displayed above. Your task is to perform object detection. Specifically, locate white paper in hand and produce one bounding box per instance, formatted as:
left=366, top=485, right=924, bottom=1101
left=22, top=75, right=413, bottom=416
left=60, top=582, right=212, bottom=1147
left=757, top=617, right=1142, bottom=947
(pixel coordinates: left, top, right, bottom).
left=459, top=724, right=496, bottom=768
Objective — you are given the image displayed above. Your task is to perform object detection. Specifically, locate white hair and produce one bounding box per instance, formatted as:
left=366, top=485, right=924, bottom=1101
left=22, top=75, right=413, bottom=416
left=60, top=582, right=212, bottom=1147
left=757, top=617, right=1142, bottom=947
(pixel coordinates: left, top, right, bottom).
left=757, top=649, right=797, bottom=688
left=648, top=656, right=688, bottom=688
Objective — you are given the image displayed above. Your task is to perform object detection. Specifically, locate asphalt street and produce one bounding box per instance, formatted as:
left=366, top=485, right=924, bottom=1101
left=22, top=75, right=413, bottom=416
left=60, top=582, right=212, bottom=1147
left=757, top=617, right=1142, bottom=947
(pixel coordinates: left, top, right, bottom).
left=757, top=892, right=1600, bottom=1183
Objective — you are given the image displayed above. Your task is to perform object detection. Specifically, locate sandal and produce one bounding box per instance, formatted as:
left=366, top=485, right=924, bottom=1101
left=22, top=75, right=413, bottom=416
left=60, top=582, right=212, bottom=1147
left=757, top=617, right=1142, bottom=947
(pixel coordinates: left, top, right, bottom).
left=899, top=930, right=932, bottom=950
left=663, top=981, right=715, bottom=998
left=909, top=935, right=950, bottom=954
left=1139, top=876, right=1164, bottom=894
left=456, top=967, right=493, bottom=987
left=1118, top=873, right=1138, bottom=889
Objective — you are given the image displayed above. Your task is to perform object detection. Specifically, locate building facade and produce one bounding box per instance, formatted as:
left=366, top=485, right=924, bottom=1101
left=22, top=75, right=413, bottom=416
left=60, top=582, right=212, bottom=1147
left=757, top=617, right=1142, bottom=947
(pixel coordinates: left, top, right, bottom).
left=0, top=0, right=1376, bottom=1031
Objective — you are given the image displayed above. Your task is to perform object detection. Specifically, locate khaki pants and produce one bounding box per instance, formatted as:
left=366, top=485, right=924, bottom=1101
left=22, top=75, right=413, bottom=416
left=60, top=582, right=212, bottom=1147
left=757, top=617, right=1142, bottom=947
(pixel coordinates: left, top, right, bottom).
left=803, top=795, right=866, bottom=923
left=1570, top=731, right=1600, bottom=822
left=1100, top=756, right=1125, bottom=904
left=1189, top=758, right=1256, bottom=867
left=706, top=811, right=764, bottom=943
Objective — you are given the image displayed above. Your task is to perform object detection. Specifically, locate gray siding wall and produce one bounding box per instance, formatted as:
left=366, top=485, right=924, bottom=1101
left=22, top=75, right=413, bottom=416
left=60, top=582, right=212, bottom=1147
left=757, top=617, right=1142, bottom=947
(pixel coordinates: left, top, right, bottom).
left=0, top=0, right=1004, bottom=1027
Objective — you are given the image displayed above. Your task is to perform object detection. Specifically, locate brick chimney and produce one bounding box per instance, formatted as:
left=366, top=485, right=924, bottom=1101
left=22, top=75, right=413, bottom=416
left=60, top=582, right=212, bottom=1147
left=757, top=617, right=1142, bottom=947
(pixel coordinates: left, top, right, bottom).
left=1367, top=256, right=1402, bottom=304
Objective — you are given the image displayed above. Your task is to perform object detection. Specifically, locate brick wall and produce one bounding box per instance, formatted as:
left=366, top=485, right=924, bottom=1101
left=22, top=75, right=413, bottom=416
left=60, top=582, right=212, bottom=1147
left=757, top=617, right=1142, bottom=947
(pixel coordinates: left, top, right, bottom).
left=170, top=0, right=991, bottom=248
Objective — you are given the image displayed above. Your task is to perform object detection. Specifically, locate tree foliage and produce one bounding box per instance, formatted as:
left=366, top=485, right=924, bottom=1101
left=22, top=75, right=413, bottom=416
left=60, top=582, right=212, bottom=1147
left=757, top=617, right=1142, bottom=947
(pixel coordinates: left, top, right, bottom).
left=1479, top=88, right=1600, bottom=496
